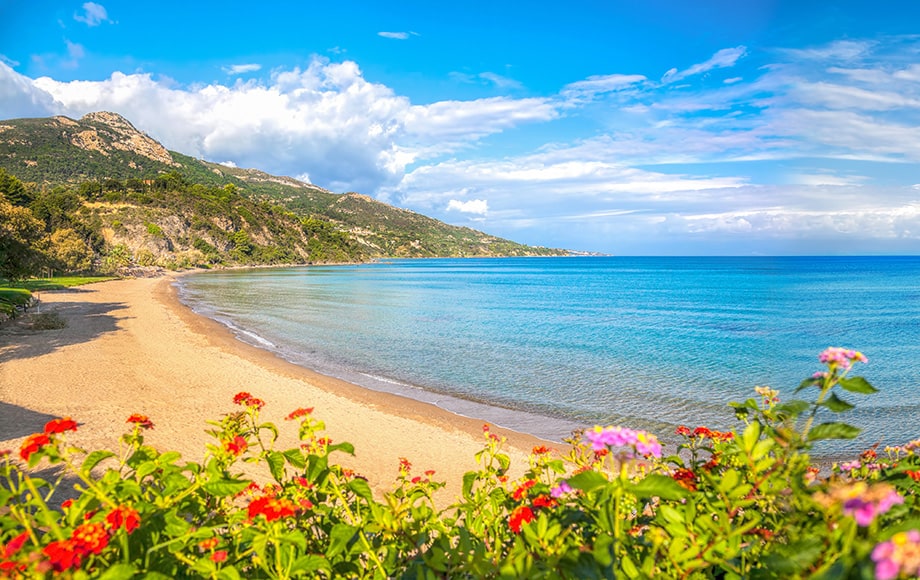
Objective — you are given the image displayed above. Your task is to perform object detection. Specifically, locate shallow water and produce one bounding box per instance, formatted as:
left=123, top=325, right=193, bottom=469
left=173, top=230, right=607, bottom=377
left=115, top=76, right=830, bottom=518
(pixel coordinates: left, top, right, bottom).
left=178, top=256, right=920, bottom=456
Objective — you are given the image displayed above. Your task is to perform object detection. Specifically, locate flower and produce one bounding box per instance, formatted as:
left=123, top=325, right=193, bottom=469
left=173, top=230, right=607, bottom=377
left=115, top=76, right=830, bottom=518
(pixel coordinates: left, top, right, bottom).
left=199, top=538, right=219, bottom=551
left=532, top=445, right=551, bottom=455
left=509, top=506, right=535, bottom=533
left=675, top=425, right=691, bottom=437
left=1, top=531, right=29, bottom=559
left=43, top=540, right=82, bottom=572
left=512, top=479, right=536, bottom=501
left=44, top=417, right=78, bottom=434
left=248, top=495, right=299, bottom=522
left=672, top=468, right=698, bottom=491
left=19, top=432, right=50, bottom=461
left=532, top=495, right=557, bottom=508
left=817, top=481, right=903, bottom=527
left=71, top=522, right=109, bottom=555
left=872, top=530, right=920, bottom=580
left=223, top=436, right=248, bottom=456
left=212, top=550, right=228, bottom=563
left=233, top=392, right=253, bottom=405
left=550, top=481, right=573, bottom=498
left=585, top=426, right=662, bottom=458
left=398, top=457, right=412, bottom=473
left=818, top=347, right=868, bottom=370
left=105, top=505, right=141, bottom=534
left=126, top=414, right=154, bottom=429
left=286, top=407, right=314, bottom=420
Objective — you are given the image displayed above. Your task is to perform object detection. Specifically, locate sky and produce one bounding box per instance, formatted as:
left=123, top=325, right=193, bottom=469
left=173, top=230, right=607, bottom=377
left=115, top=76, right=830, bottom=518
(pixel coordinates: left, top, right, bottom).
left=2, top=1, right=920, bottom=255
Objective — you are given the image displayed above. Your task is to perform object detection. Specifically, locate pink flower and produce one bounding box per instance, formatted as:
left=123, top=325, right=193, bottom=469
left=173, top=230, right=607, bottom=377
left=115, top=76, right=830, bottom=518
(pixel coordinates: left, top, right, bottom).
left=585, top=426, right=662, bottom=458
left=551, top=481, right=573, bottom=498
left=872, top=530, right=920, bottom=580
left=818, top=347, right=868, bottom=370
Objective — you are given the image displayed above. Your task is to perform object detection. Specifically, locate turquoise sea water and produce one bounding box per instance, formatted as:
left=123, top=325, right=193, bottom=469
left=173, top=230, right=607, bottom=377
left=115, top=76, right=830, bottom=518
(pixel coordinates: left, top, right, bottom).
left=177, top=256, right=920, bottom=456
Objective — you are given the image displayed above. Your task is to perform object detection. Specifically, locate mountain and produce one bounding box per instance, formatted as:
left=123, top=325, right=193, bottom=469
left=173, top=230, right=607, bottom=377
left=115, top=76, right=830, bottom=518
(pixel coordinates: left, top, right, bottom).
left=0, top=112, right=565, bottom=270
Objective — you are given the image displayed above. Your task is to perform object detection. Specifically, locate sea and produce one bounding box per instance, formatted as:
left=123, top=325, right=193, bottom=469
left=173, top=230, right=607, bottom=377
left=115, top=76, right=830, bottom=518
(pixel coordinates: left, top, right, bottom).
left=176, top=256, right=920, bottom=457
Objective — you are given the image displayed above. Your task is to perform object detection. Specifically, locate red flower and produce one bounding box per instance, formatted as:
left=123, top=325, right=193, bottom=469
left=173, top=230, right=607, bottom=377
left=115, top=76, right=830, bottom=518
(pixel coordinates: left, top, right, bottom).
left=248, top=495, right=298, bottom=522
left=286, top=407, right=314, bottom=420
left=43, top=539, right=82, bottom=572
left=399, top=457, right=412, bottom=472
left=105, top=505, right=141, bottom=534
left=532, top=495, right=557, bottom=509
left=199, top=538, right=219, bottom=551
left=223, top=436, right=248, bottom=456
left=1, top=531, right=29, bottom=559
left=711, top=430, right=734, bottom=442
left=44, top=417, right=78, bottom=434
left=675, top=425, right=692, bottom=437
left=211, top=550, right=228, bottom=563
left=71, top=522, right=109, bottom=555
left=692, top=427, right=712, bottom=438
left=906, top=470, right=920, bottom=482
left=126, top=414, right=154, bottom=430
left=248, top=398, right=265, bottom=410
left=293, top=476, right=312, bottom=488
left=19, top=433, right=50, bottom=461
left=532, top=445, right=551, bottom=455
left=509, top=506, right=535, bottom=533
left=671, top=468, right=698, bottom=491
left=513, top=479, right=536, bottom=501
left=233, top=392, right=253, bottom=405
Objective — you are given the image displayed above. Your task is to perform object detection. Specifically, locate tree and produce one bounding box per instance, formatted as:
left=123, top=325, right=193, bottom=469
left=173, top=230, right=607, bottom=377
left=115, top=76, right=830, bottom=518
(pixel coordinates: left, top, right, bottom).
left=44, top=229, right=93, bottom=273
left=0, top=168, right=32, bottom=206
left=0, top=194, right=45, bottom=281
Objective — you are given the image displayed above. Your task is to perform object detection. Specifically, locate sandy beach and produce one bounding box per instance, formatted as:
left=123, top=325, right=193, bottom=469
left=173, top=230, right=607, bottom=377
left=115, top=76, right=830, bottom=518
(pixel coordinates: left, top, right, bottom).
left=0, top=275, right=550, bottom=502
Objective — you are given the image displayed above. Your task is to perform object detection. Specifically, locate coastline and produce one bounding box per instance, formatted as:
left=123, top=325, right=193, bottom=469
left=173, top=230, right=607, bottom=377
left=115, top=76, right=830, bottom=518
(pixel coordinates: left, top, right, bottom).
left=0, top=275, right=548, bottom=502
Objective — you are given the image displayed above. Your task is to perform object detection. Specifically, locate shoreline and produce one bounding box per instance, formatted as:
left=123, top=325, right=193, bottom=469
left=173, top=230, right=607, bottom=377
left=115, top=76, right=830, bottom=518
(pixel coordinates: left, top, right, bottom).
left=0, top=275, right=548, bottom=501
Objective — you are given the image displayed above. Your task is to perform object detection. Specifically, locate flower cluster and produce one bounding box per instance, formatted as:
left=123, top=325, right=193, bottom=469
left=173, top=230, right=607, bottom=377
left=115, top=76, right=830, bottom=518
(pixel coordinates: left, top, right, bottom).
left=233, top=392, right=265, bottom=409
left=872, top=530, right=920, bottom=580
left=40, top=504, right=142, bottom=573
left=248, top=493, right=301, bottom=522
left=675, top=426, right=734, bottom=442
left=19, top=417, right=79, bottom=461
left=285, top=407, right=314, bottom=420
left=816, top=481, right=904, bottom=527
left=818, top=347, right=868, bottom=370
left=126, top=413, right=154, bottom=430
left=585, top=426, right=662, bottom=458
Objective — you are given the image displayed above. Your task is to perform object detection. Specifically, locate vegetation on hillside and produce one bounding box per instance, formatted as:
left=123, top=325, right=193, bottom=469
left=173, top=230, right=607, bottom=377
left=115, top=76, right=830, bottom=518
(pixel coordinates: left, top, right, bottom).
left=2, top=348, right=919, bottom=577
left=0, top=112, right=564, bottom=282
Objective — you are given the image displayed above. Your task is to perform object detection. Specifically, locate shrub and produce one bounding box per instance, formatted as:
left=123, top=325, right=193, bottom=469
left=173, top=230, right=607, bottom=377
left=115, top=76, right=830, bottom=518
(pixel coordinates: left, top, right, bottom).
left=1, top=348, right=917, bottom=578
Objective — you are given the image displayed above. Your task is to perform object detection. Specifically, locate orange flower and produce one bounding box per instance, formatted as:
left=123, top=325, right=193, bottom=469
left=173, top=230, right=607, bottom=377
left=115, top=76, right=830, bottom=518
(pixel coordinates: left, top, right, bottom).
left=671, top=468, right=698, bottom=491
left=692, top=427, right=712, bottom=438
left=199, top=538, right=219, bottom=551
left=223, top=436, right=248, bottom=456
left=286, top=407, right=314, bottom=420
left=675, top=425, right=692, bottom=436
left=906, top=470, right=920, bottom=482
left=19, top=433, right=50, bottom=461
left=44, top=417, right=78, bottom=434
left=532, top=445, right=551, bottom=455
left=513, top=479, right=536, bottom=501
left=248, top=495, right=298, bottom=522
left=509, top=506, right=535, bottom=533
left=126, top=414, right=154, bottom=429
left=532, top=495, right=557, bottom=509
left=105, top=505, right=141, bottom=534
left=71, top=522, right=108, bottom=555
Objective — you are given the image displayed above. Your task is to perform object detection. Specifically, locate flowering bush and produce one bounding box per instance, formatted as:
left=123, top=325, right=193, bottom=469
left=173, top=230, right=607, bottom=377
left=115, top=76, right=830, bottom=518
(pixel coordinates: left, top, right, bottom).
left=1, top=347, right=918, bottom=578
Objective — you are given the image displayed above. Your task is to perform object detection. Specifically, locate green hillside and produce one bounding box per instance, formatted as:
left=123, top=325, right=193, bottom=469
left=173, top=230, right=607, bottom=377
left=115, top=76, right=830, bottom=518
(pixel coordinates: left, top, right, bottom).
left=0, top=112, right=565, bottom=278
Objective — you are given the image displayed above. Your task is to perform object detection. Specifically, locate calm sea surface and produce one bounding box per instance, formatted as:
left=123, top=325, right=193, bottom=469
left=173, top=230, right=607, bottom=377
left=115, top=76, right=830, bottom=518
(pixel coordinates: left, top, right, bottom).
left=177, top=256, right=920, bottom=456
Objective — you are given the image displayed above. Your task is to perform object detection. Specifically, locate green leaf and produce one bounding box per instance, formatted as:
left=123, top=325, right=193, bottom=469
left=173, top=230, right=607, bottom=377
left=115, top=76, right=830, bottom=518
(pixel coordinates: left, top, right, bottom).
left=462, top=471, right=477, bottom=499
left=327, top=442, right=355, bottom=456
left=81, top=450, right=116, bottom=476
left=838, top=376, right=878, bottom=394
left=776, top=399, right=810, bottom=416
left=821, top=392, right=854, bottom=413
left=808, top=422, right=861, bottom=441
left=282, top=448, right=306, bottom=469
left=202, top=478, right=252, bottom=497
left=327, top=523, right=357, bottom=559
left=742, top=422, right=761, bottom=454
left=796, top=377, right=821, bottom=393
left=347, top=478, right=374, bottom=502
left=265, top=451, right=285, bottom=482
left=97, top=564, right=138, bottom=580
left=630, top=474, right=690, bottom=500
left=567, top=470, right=609, bottom=493
left=291, top=554, right=332, bottom=574
left=217, top=567, right=242, bottom=580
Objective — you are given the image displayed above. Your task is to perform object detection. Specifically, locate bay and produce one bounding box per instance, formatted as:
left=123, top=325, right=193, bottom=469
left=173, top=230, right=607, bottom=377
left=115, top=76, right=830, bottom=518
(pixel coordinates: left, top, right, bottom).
left=177, top=256, right=920, bottom=456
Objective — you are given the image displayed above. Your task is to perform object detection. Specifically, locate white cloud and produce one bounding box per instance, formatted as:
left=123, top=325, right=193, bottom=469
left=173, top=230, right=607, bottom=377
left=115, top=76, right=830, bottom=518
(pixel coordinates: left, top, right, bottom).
left=661, top=46, right=747, bottom=84
left=0, top=62, right=58, bottom=118
left=783, top=40, right=873, bottom=63
left=378, top=32, right=411, bottom=40
left=723, top=77, right=743, bottom=84
left=447, top=199, right=489, bottom=215
left=222, top=63, right=262, bottom=75
left=218, top=160, right=237, bottom=168
left=74, top=2, right=109, bottom=26
left=561, top=74, right=646, bottom=101
left=450, top=71, right=524, bottom=90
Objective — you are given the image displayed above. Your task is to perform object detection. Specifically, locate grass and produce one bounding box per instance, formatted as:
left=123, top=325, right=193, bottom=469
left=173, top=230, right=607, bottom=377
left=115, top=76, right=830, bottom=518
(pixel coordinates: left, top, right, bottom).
left=0, top=287, right=33, bottom=316
left=2, top=275, right=118, bottom=292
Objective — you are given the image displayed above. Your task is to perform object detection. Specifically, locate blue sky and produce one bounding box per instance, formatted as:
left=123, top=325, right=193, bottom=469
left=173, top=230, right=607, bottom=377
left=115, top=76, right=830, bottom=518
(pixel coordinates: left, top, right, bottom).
left=2, top=1, right=920, bottom=255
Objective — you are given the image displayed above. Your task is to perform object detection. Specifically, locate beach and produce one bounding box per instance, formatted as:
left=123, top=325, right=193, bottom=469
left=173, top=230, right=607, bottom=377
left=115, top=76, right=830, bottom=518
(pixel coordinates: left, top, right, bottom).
left=0, top=275, right=547, bottom=502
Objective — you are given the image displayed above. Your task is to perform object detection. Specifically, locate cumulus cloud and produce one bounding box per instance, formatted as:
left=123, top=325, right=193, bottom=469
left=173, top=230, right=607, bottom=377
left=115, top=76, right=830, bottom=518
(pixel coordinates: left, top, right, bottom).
left=447, top=199, right=489, bottom=215
left=74, top=2, right=109, bottom=26
left=661, top=46, right=747, bottom=84
left=222, top=63, right=262, bottom=75
left=0, top=62, right=58, bottom=118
